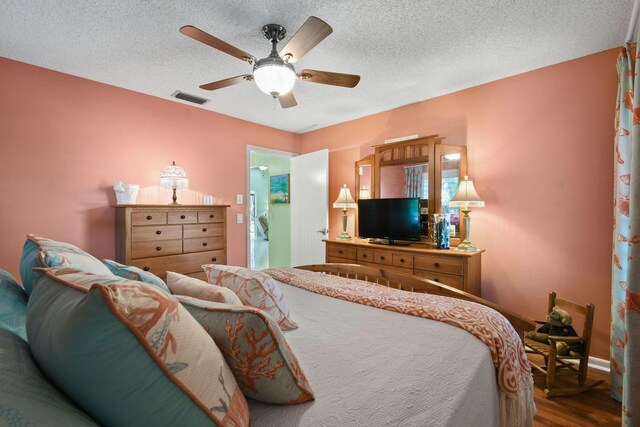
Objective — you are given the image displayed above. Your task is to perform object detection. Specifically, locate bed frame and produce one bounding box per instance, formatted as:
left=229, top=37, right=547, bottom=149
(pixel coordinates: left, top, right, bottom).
left=296, top=263, right=536, bottom=340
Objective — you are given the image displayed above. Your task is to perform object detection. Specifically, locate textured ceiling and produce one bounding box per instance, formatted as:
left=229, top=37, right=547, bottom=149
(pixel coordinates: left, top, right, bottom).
left=0, top=0, right=632, bottom=133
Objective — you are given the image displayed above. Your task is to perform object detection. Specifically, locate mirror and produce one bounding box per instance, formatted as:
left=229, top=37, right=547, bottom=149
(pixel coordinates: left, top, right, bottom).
left=358, top=164, right=372, bottom=199
left=379, top=163, right=428, bottom=199
left=440, top=154, right=461, bottom=238
left=355, top=155, right=374, bottom=201
left=435, top=145, right=467, bottom=242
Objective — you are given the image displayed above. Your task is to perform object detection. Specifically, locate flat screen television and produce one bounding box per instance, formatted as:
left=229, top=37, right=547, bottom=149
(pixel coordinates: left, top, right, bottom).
left=358, top=198, right=421, bottom=243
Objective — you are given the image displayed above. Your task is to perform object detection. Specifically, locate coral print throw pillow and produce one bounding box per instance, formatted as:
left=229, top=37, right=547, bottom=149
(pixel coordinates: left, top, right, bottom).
left=202, top=265, right=297, bottom=330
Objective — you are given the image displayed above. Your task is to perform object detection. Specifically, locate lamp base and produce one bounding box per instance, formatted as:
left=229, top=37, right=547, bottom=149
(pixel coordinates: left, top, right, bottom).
left=456, top=239, right=478, bottom=251
left=336, top=232, right=352, bottom=240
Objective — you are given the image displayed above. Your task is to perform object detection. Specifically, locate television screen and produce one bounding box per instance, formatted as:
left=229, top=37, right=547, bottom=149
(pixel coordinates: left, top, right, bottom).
left=358, top=198, right=421, bottom=242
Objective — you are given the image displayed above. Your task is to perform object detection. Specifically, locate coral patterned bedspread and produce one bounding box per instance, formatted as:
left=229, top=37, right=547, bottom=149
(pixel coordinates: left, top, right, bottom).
left=263, top=267, right=536, bottom=427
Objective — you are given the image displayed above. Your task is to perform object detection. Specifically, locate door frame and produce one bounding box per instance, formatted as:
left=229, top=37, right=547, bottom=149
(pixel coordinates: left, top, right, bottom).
left=246, top=145, right=297, bottom=268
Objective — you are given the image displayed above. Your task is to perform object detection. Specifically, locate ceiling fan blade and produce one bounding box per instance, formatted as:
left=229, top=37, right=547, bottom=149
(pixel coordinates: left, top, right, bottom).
left=278, top=92, right=297, bottom=108
left=298, top=69, right=360, bottom=88
left=279, top=17, right=332, bottom=63
left=180, top=25, right=255, bottom=64
left=199, top=74, right=253, bottom=91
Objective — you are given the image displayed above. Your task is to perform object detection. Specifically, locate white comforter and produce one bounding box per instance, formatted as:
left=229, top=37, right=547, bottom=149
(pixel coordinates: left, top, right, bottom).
left=248, top=282, right=499, bottom=427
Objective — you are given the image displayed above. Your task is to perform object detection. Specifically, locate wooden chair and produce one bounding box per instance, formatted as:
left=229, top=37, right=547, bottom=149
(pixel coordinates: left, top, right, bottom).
left=524, top=292, right=604, bottom=397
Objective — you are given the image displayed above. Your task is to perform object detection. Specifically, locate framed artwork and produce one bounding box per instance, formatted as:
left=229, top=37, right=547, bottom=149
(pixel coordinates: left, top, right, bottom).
left=270, top=174, right=290, bottom=204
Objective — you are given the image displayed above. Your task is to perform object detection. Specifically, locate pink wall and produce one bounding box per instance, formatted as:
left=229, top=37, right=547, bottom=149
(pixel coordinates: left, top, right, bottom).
left=0, top=58, right=299, bottom=278
left=300, top=48, right=618, bottom=359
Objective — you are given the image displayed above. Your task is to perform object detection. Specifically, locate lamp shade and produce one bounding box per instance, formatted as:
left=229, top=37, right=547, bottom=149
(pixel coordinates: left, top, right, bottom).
left=253, top=58, right=296, bottom=97
left=160, top=161, right=189, bottom=190
left=333, top=184, right=357, bottom=209
left=449, top=176, right=484, bottom=208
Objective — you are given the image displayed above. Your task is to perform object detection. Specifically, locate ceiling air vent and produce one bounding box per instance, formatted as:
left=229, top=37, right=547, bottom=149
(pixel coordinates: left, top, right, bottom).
left=171, top=90, right=210, bottom=105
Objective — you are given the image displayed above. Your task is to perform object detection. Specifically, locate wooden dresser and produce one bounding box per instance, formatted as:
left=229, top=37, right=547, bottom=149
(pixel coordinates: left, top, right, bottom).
left=325, top=239, right=483, bottom=296
left=115, top=205, right=229, bottom=281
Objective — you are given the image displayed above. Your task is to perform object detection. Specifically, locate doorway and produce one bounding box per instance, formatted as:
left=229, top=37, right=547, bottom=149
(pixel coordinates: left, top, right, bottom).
left=247, top=146, right=296, bottom=269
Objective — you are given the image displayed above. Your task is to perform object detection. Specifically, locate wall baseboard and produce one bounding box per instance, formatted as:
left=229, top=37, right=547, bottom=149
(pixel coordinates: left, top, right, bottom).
left=586, top=356, right=610, bottom=373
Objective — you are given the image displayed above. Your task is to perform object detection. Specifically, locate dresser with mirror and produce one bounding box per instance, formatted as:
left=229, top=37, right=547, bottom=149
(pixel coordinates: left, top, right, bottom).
left=329, top=134, right=483, bottom=296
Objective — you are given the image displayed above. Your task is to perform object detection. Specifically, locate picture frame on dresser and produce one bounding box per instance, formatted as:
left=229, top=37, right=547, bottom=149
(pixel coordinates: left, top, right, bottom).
left=114, top=205, right=229, bottom=281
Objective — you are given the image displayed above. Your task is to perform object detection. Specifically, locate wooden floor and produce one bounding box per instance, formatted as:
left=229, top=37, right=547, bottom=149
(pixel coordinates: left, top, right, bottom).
left=531, top=355, right=621, bottom=426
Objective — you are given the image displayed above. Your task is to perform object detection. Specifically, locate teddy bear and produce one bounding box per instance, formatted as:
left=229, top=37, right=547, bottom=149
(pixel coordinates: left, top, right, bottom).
left=527, top=306, right=583, bottom=357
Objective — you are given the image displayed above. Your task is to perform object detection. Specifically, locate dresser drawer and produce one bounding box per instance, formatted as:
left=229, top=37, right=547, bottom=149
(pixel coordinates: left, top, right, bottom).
left=129, top=250, right=226, bottom=278
left=131, top=212, right=167, bottom=226
left=326, top=244, right=356, bottom=261
left=357, top=248, right=374, bottom=263
left=184, top=223, right=224, bottom=238
left=183, top=237, right=225, bottom=253
left=198, top=210, right=224, bottom=223
left=413, top=270, right=464, bottom=289
left=392, top=253, right=414, bottom=269
left=132, top=239, right=183, bottom=259
left=373, top=250, right=393, bottom=266
left=168, top=211, right=197, bottom=224
left=414, top=255, right=463, bottom=276
left=131, top=225, right=182, bottom=242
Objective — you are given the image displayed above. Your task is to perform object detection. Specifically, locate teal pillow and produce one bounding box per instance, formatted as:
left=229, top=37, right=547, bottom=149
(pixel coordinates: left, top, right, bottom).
left=103, top=259, right=170, bottom=292
left=20, top=235, right=112, bottom=295
left=27, top=268, right=250, bottom=427
left=0, top=329, right=97, bottom=426
left=0, top=270, right=28, bottom=341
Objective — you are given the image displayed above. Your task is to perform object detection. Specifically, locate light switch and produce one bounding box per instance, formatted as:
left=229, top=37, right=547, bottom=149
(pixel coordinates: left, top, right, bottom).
left=236, top=194, right=243, bottom=204
left=236, top=213, right=243, bottom=224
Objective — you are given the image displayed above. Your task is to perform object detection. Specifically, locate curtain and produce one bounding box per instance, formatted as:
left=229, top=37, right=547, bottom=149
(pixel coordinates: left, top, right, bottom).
left=404, top=166, right=423, bottom=198
left=612, top=43, right=640, bottom=424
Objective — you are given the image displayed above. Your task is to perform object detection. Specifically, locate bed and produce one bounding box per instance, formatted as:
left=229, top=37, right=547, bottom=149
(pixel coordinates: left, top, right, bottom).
left=250, top=264, right=537, bottom=427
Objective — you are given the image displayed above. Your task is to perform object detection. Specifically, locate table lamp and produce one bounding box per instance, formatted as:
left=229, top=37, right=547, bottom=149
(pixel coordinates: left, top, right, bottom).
left=333, top=184, right=357, bottom=240
left=160, top=161, right=189, bottom=205
left=449, top=176, right=484, bottom=251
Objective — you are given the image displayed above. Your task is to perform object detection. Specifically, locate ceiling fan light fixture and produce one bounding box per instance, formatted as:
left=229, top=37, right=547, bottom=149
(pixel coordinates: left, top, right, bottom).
left=253, top=57, right=296, bottom=97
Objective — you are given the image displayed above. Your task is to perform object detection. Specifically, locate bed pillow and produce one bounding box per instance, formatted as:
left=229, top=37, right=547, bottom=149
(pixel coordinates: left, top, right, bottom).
left=0, top=328, right=98, bottom=426
left=202, top=265, right=297, bottom=330
left=103, top=259, right=170, bottom=292
left=177, top=295, right=313, bottom=404
left=0, top=269, right=28, bottom=341
left=167, top=271, right=242, bottom=305
left=20, top=234, right=112, bottom=294
left=27, top=268, right=250, bottom=427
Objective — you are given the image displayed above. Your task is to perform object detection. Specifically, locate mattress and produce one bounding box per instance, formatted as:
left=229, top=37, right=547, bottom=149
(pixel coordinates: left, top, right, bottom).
left=248, top=282, right=499, bottom=427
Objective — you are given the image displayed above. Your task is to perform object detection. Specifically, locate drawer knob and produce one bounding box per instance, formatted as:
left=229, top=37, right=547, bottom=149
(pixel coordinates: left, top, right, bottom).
left=211, top=257, right=217, bottom=262
left=434, top=278, right=440, bottom=283
left=156, top=230, right=162, bottom=235
left=380, top=256, right=385, bottom=260
left=209, top=214, right=215, bottom=219
left=156, top=246, right=161, bottom=251
left=399, top=258, right=404, bottom=263
left=338, top=250, right=343, bottom=254
left=143, top=266, right=150, bottom=271
left=202, top=228, right=207, bottom=232
left=146, top=215, right=152, bottom=220
left=180, top=215, right=186, bottom=219
left=203, top=242, right=208, bottom=247
left=434, top=262, right=440, bottom=268
left=362, top=254, right=368, bottom=258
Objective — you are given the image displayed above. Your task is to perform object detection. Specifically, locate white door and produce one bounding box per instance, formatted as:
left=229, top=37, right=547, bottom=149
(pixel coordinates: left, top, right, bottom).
left=290, top=149, right=329, bottom=266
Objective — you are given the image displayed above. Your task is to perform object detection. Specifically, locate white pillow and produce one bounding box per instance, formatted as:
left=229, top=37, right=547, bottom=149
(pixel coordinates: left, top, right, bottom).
left=166, top=272, right=242, bottom=306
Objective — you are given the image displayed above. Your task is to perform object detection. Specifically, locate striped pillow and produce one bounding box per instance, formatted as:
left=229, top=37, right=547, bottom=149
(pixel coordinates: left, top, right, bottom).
left=202, top=265, right=297, bottom=330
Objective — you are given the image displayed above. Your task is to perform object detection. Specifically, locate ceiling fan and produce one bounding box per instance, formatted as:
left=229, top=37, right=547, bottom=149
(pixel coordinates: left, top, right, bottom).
left=179, top=16, right=361, bottom=108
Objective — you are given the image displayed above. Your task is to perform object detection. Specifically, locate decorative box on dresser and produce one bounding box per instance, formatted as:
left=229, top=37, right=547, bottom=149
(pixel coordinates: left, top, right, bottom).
left=325, top=239, right=483, bottom=296
left=115, top=205, right=229, bottom=281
